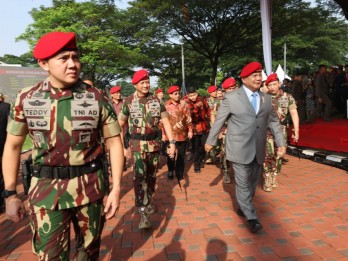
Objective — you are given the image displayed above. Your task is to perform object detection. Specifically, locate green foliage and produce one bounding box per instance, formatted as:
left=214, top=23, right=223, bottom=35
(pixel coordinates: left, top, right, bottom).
left=0, top=53, right=37, bottom=67
left=22, top=135, right=32, bottom=152
left=16, top=0, right=143, bottom=87
left=4, top=0, right=348, bottom=88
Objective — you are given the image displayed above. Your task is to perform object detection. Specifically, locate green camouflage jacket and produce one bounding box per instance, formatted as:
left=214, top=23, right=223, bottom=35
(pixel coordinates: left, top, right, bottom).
left=118, top=92, right=168, bottom=152
left=7, top=78, right=121, bottom=210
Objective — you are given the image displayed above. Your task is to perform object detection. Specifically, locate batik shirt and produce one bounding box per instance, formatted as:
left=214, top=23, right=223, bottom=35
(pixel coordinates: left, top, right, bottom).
left=184, top=96, right=210, bottom=135
left=162, top=99, right=192, bottom=142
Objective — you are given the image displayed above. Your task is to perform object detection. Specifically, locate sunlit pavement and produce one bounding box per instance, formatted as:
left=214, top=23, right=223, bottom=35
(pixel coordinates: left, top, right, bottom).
left=1, top=152, right=348, bottom=260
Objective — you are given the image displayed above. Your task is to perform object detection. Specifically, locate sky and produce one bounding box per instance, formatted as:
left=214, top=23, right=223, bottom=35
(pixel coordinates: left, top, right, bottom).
left=0, top=0, right=129, bottom=57
left=0, top=0, right=319, bottom=58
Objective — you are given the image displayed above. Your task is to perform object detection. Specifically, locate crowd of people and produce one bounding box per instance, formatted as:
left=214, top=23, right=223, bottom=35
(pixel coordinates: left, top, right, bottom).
left=278, top=64, right=348, bottom=123
left=0, top=31, right=346, bottom=260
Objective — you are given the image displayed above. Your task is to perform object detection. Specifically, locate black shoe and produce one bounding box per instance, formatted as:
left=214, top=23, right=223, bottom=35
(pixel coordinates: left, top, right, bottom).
left=194, top=167, right=201, bottom=173
left=200, top=162, right=205, bottom=168
left=167, top=171, right=174, bottom=180
left=282, top=158, right=289, bottom=163
left=237, top=208, right=245, bottom=218
left=247, top=219, right=263, bottom=233
left=176, top=173, right=184, bottom=180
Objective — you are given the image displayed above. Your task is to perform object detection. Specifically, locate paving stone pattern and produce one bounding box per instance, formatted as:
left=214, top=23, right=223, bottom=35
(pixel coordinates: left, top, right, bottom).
left=1, top=152, right=348, bottom=260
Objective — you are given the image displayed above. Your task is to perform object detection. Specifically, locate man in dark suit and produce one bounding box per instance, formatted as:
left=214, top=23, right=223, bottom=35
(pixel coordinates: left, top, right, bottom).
left=205, top=62, right=286, bottom=233
left=0, top=92, right=10, bottom=211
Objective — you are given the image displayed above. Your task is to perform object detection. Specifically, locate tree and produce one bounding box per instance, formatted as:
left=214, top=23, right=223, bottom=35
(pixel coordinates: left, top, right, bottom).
left=270, top=0, right=348, bottom=74
left=126, top=0, right=261, bottom=85
left=0, top=53, right=36, bottom=67
left=16, top=0, right=143, bottom=88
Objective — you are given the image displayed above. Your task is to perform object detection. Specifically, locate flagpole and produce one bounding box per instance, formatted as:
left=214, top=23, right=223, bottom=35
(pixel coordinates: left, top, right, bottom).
left=284, top=37, right=287, bottom=81
left=181, top=42, right=186, bottom=96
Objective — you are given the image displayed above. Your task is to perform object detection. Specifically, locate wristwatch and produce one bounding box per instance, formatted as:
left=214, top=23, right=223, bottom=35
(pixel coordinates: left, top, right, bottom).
left=1, top=190, right=17, bottom=198
left=169, top=140, right=176, bottom=145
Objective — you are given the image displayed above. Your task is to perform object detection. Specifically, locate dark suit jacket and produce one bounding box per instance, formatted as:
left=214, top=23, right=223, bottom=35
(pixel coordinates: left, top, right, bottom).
left=206, top=86, right=285, bottom=165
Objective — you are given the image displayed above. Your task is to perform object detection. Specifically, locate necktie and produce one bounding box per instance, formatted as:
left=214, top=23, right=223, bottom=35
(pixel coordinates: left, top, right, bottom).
left=251, top=93, right=257, bottom=112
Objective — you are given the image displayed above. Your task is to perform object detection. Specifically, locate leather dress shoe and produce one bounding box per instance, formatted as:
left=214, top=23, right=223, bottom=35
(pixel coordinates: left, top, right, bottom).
left=282, top=157, right=289, bottom=163
left=177, top=174, right=184, bottom=180
left=194, top=167, right=201, bottom=173
left=167, top=171, right=174, bottom=180
left=247, top=219, right=263, bottom=233
left=237, top=208, right=245, bottom=218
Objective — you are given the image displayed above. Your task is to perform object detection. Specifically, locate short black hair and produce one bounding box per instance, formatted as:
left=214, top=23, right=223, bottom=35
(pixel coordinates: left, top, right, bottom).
left=187, top=87, right=196, bottom=93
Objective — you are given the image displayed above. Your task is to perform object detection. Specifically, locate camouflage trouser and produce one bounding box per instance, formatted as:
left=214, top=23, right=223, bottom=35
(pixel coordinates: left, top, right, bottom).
left=263, top=126, right=288, bottom=176
left=132, top=151, right=159, bottom=207
left=220, top=134, right=232, bottom=183
left=29, top=198, right=105, bottom=261
left=220, top=134, right=228, bottom=172
left=263, top=135, right=282, bottom=177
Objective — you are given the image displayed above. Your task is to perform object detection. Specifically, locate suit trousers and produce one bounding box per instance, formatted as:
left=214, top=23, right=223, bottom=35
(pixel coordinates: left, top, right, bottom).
left=165, top=140, right=187, bottom=178
left=232, top=157, right=262, bottom=220
left=192, top=133, right=208, bottom=168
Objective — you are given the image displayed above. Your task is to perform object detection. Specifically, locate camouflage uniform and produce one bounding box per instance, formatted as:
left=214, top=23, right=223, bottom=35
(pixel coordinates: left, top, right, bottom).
left=118, top=92, right=166, bottom=209
left=211, top=101, right=231, bottom=183
left=206, top=97, right=220, bottom=164
left=263, top=91, right=296, bottom=191
left=7, top=78, right=121, bottom=260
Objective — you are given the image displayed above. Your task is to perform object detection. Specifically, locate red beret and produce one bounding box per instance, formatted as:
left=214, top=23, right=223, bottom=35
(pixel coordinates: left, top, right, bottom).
left=167, top=85, right=180, bottom=94
left=207, top=85, right=217, bottom=93
left=221, top=77, right=236, bottom=89
left=265, top=73, right=279, bottom=86
left=240, top=62, right=262, bottom=78
left=33, top=32, right=77, bottom=59
left=155, top=88, right=163, bottom=94
left=132, top=69, right=149, bottom=84
left=110, top=86, right=121, bottom=94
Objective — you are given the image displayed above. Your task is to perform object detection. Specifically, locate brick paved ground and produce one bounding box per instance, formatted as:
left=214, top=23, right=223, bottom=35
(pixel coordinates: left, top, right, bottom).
left=1, top=152, right=348, bottom=260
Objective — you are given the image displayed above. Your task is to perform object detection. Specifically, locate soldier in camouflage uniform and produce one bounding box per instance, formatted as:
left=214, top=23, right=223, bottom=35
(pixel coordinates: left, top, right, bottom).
left=262, top=73, right=299, bottom=192
left=2, top=32, right=124, bottom=260
left=214, top=77, right=239, bottom=184
left=118, top=69, right=175, bottom=230
left=205, top=86, right=219, bottom=164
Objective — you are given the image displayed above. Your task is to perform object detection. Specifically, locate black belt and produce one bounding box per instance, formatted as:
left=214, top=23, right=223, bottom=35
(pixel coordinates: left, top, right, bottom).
left=130, top=132, right=161, bottom=141
left=32, top=159, right=102, bottom=179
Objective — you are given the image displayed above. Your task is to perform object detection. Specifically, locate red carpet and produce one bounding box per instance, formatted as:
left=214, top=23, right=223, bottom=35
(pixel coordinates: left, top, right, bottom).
left=288, top=118, right=348, bottom=153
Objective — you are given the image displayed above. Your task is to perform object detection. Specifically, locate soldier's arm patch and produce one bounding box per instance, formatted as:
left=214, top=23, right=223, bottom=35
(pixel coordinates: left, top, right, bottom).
left=118, top=112, right=128, bottom=122
left=160, top=111, right=169, bottom=119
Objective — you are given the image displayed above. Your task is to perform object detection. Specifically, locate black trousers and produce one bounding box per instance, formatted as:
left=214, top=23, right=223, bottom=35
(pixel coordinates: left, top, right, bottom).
left=0, top=158, right=3, bottom=208
left=192, top=133, right=208, bottom=169
left=165, top=141, right=187, bottom=177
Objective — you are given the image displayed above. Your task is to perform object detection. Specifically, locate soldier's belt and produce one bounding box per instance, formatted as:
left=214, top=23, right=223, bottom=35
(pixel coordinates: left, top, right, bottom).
left=32, top=159, right=103, bottom=179
left=130, top=132, right=161, bottom=141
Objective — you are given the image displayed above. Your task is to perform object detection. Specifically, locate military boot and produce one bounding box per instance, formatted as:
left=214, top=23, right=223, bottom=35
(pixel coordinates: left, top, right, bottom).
left=263, top=175, right=272, bottom=192
left=138, top=207, right=152, bottom=229
left=222, top=169, right=231, bottom=184
left=146, top=204, right=157, bottom=215
left=271, top=173, right=278, bottom=188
